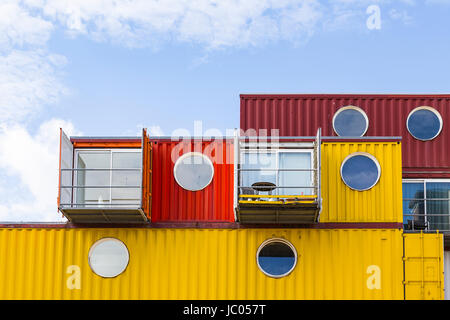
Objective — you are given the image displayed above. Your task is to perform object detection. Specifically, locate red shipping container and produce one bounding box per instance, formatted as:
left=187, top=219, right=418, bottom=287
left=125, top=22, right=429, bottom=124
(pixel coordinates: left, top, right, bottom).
left=150, top=138, right=235, bottom=222
left=240, top=94, right=450, bottom=178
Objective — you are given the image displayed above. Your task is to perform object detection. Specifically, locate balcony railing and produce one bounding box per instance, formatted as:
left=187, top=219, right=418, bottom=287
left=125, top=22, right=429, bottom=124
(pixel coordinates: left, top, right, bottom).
left=234, top=128, right=322, bottom=224
left=404, top=213, right=450, bottom=232
left=59, top=167, right=147, bottom=223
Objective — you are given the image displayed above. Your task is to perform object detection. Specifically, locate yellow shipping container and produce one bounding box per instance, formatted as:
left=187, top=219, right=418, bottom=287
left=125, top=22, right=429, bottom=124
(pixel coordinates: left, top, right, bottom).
left=320, top=142, right=403, bottom=223
left=0, top=227, right=407, bottom=300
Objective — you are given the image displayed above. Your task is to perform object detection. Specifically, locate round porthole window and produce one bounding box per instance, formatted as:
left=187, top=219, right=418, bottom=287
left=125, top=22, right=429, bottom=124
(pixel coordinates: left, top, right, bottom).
left=340, top=152, right=381, bottom=191
left=407, top=107, right=443, bottom=141
left=174, top=152, right=214, bottom=191
left=332, top=106, right=369, bottom=137
left=256, top=238, right=297, bottom=278
left=88, top=238, right=129, bottom=278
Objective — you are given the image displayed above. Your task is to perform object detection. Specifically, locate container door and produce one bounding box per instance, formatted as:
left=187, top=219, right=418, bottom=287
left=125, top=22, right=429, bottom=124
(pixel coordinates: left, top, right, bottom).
left=141, top=128, right=152, bottom=219
left=58, top=129, right=74, bottom=210
left=404, top=232, right=444, bottom=300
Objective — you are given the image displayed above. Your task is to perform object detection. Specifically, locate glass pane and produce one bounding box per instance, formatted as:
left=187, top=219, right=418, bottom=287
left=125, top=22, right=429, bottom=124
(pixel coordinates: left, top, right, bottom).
left=407, top=109, right=441, bottom=140
left=78, top=151, right=111, bottom=168
left=341, top=155, right=379, bottom=191
left=427, top=200, right=450, bottom=231
left=334, top=109, right=368, bottom=136
left=426, top=182, right=450, bottom=231
left=76, top=152, right=111, bottom=206
left=278, top=152, right=312, bottom=195
left=240, top=152, right=276, bottom=195
left=258, top=242, right=296, bottom=277
left=111, top=186, right=140, bottom=203
left=426, top=182, right=450, bottom=199
left=112, top=152, right=141, bottom=169
left=89, top=239, right=129, bottom=278
left=174, top=153, right=214, bottom=191
left=403, top=183, right=425, bottom=229
left=112, top=152, right=141, bottom=202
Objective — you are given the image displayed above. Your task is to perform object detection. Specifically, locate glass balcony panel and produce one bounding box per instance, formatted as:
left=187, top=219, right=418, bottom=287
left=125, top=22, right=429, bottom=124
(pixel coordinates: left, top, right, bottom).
left=112, top=152, right=141, bottom=169
left=278, top=152, right=312, bottom=196
left=241, top=152, right=277, bottom=194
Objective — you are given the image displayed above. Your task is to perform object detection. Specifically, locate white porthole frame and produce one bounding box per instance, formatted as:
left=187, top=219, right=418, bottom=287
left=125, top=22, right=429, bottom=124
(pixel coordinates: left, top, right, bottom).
left=256, top=238, right=298, bottom=279
left=173, top=152, right=215, bottom=191
left=88, top=237, right=130, bottom=278
left=340, top=152, right=381, bottom=191
left=332, top=106, right=369, bottom=137
left=406, top=106, right=443, bottom=141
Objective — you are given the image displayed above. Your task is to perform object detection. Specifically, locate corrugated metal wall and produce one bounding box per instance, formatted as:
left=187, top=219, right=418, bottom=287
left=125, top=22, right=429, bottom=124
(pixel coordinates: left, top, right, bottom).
left=0, top=228, right=404, bottom=300
left=151, top=140, right=403, bottom=223
left=321, top=142, right=403, bottom=223
left=240, top=94, right=450, bottom=177
left=151, top=139, right=234, bottom=222
left=404, top=232, right=444, bottom=300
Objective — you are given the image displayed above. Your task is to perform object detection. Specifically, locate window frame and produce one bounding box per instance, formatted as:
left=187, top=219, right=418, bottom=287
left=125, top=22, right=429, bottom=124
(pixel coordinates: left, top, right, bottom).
left=340, top=152, right=381, bottom=191
left=256, top=238, right=298, bottom=278
left=74, top=148, right=142, bottom=206
left=332, top=105, right=369, bottom=137
left=403, top=179, right=450, bottom=230
left=406, top=106, right=443, bottom=141
left=240, top=148, right=314, bottom=195
left=88, top=237, right=130, bottom=278
left=173, top=152, right=215, bottom=191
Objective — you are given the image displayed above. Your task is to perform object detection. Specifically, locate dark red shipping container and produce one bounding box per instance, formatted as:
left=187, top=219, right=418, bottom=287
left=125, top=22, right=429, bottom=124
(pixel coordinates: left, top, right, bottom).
left=240, top=94, right=450, bottom=178
left=151, top=138, right=234, bottom=222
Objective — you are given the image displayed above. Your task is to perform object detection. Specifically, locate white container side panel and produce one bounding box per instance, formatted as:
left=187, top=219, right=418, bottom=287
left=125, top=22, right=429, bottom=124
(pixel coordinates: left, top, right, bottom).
left=445, top=251, right=450, bottom=300
left=60, top=130, right=73, bottom=206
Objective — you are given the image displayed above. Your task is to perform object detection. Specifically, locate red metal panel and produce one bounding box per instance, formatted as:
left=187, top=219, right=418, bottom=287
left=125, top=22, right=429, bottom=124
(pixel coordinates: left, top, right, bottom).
left=71, top=138, right=141, bottom=148
left=241, top=94, right=450, bottom=177
left=151, top=139, right=234, bottom=222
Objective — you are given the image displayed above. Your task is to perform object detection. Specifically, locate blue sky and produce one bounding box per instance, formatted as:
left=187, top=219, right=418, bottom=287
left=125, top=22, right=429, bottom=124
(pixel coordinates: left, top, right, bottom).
left=0, top=0, right=449, bottom=221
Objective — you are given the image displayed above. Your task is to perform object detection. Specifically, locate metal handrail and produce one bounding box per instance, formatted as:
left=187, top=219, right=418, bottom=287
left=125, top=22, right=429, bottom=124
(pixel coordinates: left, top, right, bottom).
left=403, top=198, right=450, bottom=201
left=59, top=167, right=142, bottom=208
left=238, top=186, right=317, bottom=189
left=61, top=185, right=140, bottom=188
left=60, top=203, right=140, bottom=206
left=61, top=168, right=141, bottom=171
left=404, top=213, right=450, bottom=231
left=238, top=168, right=316, bottom=172
left=404, top=213, right=450, bottom=217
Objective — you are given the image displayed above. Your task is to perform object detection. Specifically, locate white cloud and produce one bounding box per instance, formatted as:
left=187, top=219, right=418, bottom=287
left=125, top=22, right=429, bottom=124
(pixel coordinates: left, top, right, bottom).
left=0, top=119, right=81, bottom=221
left=0, top=0, right=53, bottom=51
left=149, top=125, right=165, bottom=136
left=0, top=50, right=68, bottom=123
left=21, top=0, right=324, bottom=49
left=0, top=1, right=73, bottom=222
left=0, top=0, right=441, bottom=223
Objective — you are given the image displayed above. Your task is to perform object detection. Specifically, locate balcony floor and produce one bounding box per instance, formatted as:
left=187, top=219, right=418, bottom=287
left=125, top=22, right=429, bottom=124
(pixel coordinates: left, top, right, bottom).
left=59, top=207, right=148, bottom=223
left=237, top=202, right=320, bottom=224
